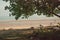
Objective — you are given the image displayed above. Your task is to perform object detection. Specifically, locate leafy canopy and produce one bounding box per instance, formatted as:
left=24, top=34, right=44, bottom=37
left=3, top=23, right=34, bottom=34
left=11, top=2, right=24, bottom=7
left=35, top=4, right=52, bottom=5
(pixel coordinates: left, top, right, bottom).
left=3, top=0, right=60, bottom=20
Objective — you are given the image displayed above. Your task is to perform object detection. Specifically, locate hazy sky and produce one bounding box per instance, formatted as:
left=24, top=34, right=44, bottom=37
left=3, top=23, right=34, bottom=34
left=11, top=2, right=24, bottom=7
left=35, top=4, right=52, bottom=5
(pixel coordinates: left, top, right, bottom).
left=0, top=0, right=59, bottom=20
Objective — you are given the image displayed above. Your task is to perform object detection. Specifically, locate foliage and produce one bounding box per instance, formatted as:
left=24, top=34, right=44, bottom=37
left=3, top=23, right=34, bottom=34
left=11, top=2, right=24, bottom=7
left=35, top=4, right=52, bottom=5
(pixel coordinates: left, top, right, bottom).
left=29, top=26, right=60, bottom=40
left=3, top=0, right=60, bottom=20
left=0, top=26, right=60, bottom=40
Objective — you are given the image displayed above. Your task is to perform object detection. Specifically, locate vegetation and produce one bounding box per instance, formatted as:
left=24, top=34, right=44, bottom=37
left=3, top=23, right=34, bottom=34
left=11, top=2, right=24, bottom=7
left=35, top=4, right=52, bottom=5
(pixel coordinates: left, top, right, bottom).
left=3, top=0, right=60, bottom=20
left=0, top=24, right=60, bottom=40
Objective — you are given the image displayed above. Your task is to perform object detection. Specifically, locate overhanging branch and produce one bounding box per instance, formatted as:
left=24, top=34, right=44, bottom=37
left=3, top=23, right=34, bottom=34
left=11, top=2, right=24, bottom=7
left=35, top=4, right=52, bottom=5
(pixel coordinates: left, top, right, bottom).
left=52, top=12, right=60, bottom=18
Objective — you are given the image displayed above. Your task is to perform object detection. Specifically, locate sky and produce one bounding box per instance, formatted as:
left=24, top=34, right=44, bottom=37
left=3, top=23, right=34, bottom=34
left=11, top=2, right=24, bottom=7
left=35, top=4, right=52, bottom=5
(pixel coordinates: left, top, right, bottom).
left=0, top=0, right=59, bottom=20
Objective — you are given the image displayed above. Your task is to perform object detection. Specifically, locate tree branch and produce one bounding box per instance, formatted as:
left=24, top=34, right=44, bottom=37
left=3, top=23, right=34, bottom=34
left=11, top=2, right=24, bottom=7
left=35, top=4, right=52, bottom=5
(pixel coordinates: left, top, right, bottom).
left=52, top=12, right=60, bottom=18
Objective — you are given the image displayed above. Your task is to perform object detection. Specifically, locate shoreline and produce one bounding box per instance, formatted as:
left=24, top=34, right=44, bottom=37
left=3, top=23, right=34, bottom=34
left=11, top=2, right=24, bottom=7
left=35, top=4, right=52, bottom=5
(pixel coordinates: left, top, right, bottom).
left=0, top=18, right=60, bottom=21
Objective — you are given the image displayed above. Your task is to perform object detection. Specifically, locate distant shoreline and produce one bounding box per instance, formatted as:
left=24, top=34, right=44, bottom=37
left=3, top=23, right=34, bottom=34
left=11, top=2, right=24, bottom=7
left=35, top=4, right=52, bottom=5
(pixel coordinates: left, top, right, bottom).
left=0, top=18, right=60, bottom=21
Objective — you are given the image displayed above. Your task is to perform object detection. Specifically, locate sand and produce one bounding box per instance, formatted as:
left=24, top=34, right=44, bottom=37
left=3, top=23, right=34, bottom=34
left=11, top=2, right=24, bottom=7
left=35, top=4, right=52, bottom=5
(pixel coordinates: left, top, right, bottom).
left=0, top=19, right=60, bottom=30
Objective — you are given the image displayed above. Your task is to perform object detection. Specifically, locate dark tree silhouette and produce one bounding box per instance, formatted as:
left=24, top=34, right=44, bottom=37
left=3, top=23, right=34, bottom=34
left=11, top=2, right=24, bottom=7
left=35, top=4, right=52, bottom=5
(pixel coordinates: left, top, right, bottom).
left=3, top=0, right=60, bottom=20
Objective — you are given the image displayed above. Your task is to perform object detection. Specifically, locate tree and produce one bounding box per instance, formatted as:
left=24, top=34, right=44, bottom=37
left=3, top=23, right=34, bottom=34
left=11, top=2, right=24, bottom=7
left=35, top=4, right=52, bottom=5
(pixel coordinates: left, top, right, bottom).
left=3, top=0, right=60, bottom=20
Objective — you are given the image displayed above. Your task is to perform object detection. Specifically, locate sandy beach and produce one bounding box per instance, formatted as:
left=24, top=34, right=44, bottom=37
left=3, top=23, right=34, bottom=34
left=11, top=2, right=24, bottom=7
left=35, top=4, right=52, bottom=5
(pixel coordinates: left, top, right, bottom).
left=0, top=19, right=60, bottom=30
